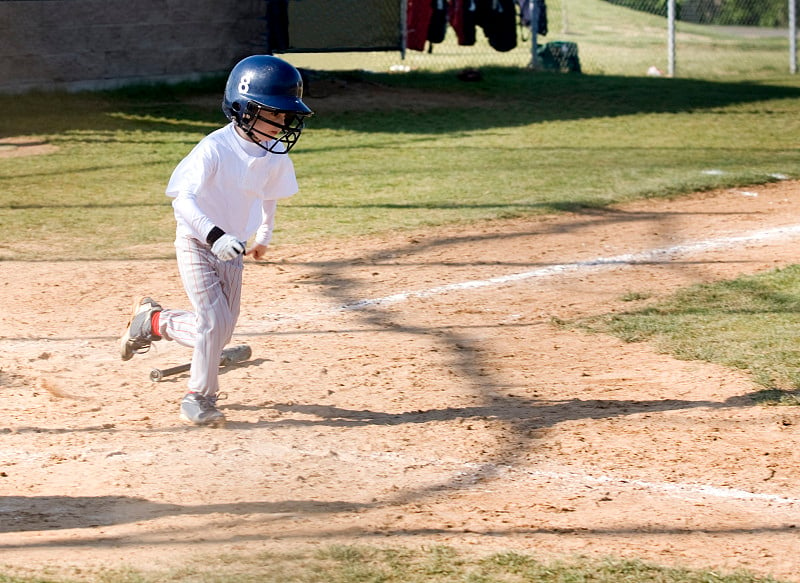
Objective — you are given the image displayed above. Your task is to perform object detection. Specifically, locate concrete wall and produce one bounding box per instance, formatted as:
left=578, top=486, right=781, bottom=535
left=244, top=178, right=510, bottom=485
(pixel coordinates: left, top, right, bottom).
left=0, top=0, right=265, bottom=94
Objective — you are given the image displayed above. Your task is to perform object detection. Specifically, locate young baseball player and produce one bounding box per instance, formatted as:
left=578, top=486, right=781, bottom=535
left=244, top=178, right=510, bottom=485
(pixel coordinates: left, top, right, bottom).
left=119, top=55, right=313, bottom=426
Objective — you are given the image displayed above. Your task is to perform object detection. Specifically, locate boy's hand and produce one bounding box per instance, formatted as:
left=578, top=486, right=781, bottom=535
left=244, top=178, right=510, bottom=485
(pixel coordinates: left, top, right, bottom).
left=211, top=234, right=246, bottom=261
left=246, top=244, right=268, bottom=261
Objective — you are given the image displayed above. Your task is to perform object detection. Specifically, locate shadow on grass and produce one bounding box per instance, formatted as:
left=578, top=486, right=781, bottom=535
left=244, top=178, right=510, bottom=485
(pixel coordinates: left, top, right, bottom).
left=1, top=69, right=799, bottom=137
left=750, top=388, right=800, bottom=406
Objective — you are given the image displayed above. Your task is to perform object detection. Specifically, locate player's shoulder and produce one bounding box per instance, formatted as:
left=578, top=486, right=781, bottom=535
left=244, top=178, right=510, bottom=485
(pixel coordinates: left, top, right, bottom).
left=202, top=124, right=234, bottom=146
left=188, top=125, right=234, bottom=158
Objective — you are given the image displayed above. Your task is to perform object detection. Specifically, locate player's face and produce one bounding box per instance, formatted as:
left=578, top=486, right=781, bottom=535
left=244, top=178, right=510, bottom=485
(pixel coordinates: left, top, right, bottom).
left=239, top=103, right=306, bottom=153
left=252, top=111, right=286, bottom=139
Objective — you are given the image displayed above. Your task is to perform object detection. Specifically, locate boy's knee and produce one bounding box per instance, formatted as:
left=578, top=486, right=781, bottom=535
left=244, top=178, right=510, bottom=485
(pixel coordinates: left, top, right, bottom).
left=202, top=308, right=235, bottom=337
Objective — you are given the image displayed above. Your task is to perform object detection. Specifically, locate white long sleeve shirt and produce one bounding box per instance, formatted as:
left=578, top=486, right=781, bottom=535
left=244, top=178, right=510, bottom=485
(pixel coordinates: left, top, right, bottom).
left=166, top=123, right=298, bottom=247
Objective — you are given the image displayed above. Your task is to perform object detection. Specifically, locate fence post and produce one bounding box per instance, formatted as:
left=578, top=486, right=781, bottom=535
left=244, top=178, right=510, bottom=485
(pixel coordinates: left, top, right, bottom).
left=401, top=0, right=407, bottom=59
left=791, top=0, right=797, bottom=74
left=667, top=0, right=676, bottom=77
left=530, top=0, right=541, bottom=69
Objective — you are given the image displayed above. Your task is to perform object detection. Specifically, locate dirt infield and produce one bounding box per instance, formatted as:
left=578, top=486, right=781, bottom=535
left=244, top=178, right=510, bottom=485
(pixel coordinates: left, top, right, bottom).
left=3, top=181, right=800, bottom=581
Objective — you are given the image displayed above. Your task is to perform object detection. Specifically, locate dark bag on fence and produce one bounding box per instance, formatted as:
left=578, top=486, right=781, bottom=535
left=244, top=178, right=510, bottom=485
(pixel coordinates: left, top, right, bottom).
left=428, top=0, right=449, bottom=44
left=482, top=0, right=517, bottom=52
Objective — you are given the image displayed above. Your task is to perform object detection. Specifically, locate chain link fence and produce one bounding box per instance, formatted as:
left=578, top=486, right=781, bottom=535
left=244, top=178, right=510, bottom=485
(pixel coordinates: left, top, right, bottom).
left=278, top=0, right=798, bottom=79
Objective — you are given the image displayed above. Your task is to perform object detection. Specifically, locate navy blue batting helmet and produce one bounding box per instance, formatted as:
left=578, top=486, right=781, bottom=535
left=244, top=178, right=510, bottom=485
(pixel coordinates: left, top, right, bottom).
left=222, top=55, right=313, bottom=153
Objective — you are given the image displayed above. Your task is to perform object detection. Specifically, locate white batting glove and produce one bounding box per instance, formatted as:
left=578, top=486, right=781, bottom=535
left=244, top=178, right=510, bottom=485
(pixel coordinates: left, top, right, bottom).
left=211, top=234, right=245, bottom=261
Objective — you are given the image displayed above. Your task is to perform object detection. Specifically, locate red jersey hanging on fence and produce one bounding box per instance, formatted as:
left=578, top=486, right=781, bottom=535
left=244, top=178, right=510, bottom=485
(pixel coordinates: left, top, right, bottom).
left=406, top=0, right=435, bottom=51
left=449, top=0, right=477, bottom=45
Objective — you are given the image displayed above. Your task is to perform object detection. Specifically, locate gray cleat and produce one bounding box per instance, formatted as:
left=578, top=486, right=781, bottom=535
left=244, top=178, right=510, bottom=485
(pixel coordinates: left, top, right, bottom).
left=180, top=392, right=226, bottom=426
left=119, top=296, right=162, bottom=361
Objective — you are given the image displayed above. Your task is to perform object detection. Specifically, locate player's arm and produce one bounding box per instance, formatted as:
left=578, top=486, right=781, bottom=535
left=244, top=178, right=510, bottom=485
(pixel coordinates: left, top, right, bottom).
left=246, top=199, right=277, bottom=261
left=171, top=191, right=216, bottom=241
left=173, top=193, right=244, bottom=260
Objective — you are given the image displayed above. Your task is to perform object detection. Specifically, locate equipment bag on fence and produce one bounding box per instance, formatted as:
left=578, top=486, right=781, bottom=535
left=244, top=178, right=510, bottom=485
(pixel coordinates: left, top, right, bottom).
left=537, top=41, right=581, bottom=73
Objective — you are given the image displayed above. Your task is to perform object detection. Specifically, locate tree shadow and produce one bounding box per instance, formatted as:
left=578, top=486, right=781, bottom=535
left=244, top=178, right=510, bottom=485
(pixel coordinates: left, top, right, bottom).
left=226, top=194, right=792, bottom=510
left=0, top=495, right=366, bottom=534
left=304, top=71, right=800, bottom=135
left=2, top=70, right=799, bottom=138
left=2, top=491, right=794, bottom=543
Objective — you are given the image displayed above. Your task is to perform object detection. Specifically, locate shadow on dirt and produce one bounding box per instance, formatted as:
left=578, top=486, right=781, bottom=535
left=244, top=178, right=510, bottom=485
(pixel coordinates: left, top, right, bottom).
left=3, top=188, right=795, bottom=545
left=2, top=487, right=795, bottom=540
left=258, top=395, right=743, bottom=429
left=236, top=194, right=793, bottom=512
left=0, top=495, right=366, bottom=534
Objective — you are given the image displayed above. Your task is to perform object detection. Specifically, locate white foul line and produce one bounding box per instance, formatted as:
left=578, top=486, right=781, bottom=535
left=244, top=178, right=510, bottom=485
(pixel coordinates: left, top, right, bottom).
left=528, top=468, right=800, bottom=506
left=258, top=446, right=800, bottom=507
left=342, top=223, right=800, bottom=309
left=240, top=223, right=800, bottom=329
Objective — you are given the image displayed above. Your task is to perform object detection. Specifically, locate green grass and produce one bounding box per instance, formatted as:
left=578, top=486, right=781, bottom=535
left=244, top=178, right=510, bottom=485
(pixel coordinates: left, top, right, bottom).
left=1, top=69, right=799, bottom=260
left=1, top=0, right=796, bottom=260
left=579, top=264, right=800, bottom=401
left=0, top=545, right=788, bottom=582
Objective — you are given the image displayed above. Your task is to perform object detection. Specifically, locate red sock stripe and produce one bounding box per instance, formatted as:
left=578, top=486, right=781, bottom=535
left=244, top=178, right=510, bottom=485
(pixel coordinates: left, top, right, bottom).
left=151, top=311, right=161, bottom=338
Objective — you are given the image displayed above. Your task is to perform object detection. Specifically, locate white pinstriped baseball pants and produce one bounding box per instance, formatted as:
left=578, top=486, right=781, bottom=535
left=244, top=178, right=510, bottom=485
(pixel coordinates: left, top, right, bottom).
left=157, top=236, right=243, bottom=397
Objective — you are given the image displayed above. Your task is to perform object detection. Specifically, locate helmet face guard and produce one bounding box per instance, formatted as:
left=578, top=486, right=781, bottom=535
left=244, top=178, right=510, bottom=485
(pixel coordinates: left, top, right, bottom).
left=223, top=55, right=314, bottom=154
left=237, top=101, right=307, bottom=154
